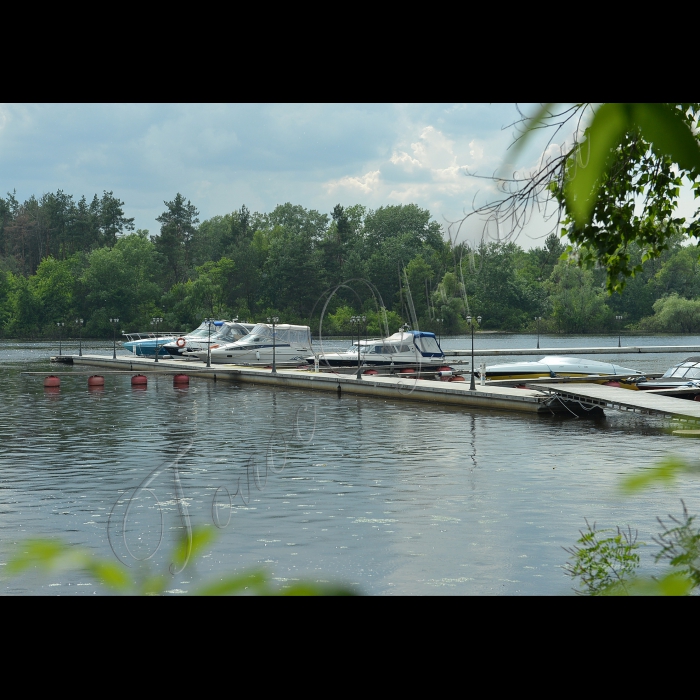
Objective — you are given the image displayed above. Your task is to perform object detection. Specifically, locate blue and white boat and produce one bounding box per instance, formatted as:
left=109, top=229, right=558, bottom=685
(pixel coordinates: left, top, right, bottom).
left=121, top=330, right=185, bottom=357
left=311, top=330, right=446, bottom=368
left=164, top=320, right=255, bottom=358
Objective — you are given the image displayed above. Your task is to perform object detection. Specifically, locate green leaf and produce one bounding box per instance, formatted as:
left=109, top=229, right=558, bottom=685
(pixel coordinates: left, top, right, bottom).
left=623, top=572, right=694, bottom=596
left=171, top=526, right=216, bottom=569
left=87, top=561, right=131, bottom=590
left=620, top=456, right=689, bottom=493
left=565, top=103, right=630, bottom=227
left=632, top=103, right=700, bottom=175
left=194, top=571, right=268, bottom=596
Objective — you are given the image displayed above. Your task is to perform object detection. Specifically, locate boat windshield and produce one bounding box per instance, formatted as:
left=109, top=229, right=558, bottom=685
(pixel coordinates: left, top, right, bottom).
left=213, top=323, right=249, bottom=343
left=414, top=336, right=442, bottom=355
left=232, top=323, right=311, bottom=347
left=188, top=328, right=211, bottom=338
left=367, top=344, right=396, bottom=354
left=663, top=362, right=698, bottom=378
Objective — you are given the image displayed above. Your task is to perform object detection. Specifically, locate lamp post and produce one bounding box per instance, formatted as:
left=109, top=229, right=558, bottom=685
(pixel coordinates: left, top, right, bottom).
left=267, top=316, right=279, bottom=374
left=349, top=315, right=365, bottom=379
left=535, top=316, right=542, bottom=349
left=56, top=322, right=64, bottom=355
left=75, top=318, right=84, bottom=356
left=616, top=315, right=623, bottom=347
left=205, top=318, right=214, bottom=368
left=109, top=317, right=119, bottom=359
left=151, top=317, right=162, bottom=362
left=436, top=317, right=444, bottom=345
left=466, top=314, right=482, bottom=391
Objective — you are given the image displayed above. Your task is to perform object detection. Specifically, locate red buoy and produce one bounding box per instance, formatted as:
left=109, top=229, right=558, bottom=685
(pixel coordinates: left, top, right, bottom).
left=400, top=368, right=415, bottom=374
left=43, top=375, right=60, bottom=388
left=449, top=375, right=466, bottom=382
left=88, top=375, right=105, bottom=387
left=363, top=369, right=379, bottom=375
left=131, top=374, right=147, bottom=387
left=173, top=373, right=189, bottom=385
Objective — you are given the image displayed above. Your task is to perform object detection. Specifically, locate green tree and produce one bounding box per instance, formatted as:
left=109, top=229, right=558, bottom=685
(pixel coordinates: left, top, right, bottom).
left=639, top=294, right=700, bottom=333
left=154, top=193, right=200, bottom=286
left=548, top=260, right=610, bottom=333
left=98, top=191, right=135, bottom=247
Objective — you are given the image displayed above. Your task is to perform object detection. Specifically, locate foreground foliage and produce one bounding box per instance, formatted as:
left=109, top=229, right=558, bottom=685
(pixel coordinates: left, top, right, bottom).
left=564, top=458, right=700, bottom=596
left=5, top=527, right=357, bottom=596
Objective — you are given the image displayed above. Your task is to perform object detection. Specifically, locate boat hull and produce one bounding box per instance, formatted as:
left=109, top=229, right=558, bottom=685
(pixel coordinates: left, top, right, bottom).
left=122, top=339, right=174, bottom=357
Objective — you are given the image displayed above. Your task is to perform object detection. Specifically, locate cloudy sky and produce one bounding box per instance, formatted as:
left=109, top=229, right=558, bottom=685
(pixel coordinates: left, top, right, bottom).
left=4, top=103, right=692, bottom=249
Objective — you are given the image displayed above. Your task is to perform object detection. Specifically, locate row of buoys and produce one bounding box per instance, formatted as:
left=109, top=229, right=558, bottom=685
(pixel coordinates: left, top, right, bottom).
left=43, top=374, right=190, bottom=390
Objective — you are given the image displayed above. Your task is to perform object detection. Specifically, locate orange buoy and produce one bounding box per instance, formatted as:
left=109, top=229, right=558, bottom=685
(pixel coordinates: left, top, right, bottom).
left=131, top=374, right=147, bottom=387
left=173, top=373, right=189, bottom=385
left=87, top=375, right=105, bottom=387
left=363, top=369, right=379, bottom=375
left=449, top=375, right=465, bottom=382
left=43, top=375, right=60, bottom=388
left=400, top=368, right=415, bottom=374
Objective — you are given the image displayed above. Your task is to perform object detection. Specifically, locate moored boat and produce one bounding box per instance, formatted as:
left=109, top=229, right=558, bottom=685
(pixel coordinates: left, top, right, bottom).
left=166, top=320, right=255, bottom=358
left=479, top=356, right=644, bottom=382
left=637, top=356, right=700, bottom=396
left=194, top=323, right=313, bottom=365
left=121, top=331, right=186, bottom=356
left=311, top=330, right=446, bottom=368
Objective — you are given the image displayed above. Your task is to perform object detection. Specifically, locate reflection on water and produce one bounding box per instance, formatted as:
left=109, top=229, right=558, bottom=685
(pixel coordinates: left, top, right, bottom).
left=2, top=338, right=700, bottom=595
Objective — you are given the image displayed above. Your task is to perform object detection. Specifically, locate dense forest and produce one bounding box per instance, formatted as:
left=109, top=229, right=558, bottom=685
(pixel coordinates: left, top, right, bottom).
left=1, top=189, right=700, bottom=339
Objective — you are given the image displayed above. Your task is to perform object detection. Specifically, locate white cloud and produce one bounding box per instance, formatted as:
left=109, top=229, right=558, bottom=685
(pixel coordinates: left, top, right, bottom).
left=325, top=170, right=381, bottom=195
left=390, top=150, right=421, bottom=171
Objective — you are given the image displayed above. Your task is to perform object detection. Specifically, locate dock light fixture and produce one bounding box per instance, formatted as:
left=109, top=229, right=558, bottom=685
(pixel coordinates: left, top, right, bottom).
left=535, top=316, right=542, bottom=349
left=616, top=315, right=624, bottom=347
left=467, top=314, right=482, bottom=391
left=267, top=316, right=279, bottom=374
left=151, top=317, right=162, bottom=362
left=350, top=315, right=365, bottom=379
left=109, top=318, right=120, bottom=359
left=205, top=317, right=215, bottom=368
left=56, top=322, right=64, bottom=356
left=75, top=318, right=84, bottom=356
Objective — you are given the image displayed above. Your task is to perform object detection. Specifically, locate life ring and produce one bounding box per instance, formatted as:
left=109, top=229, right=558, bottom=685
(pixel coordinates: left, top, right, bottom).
left=176, top=337, right=186, bottom=348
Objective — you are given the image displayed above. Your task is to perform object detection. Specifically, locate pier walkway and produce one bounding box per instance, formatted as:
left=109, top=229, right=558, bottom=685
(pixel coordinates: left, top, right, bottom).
left=532, top=382, right=700, bottom=422
left=445, top=345, right=700, bottom=357
left=60, top=354, right=557, bottom=414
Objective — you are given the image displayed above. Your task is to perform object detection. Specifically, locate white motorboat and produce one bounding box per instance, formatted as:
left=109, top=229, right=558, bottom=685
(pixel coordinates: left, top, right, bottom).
left=479, top=356, right=643, bottom=380
left=194, top=323, right=313, bottom=365
left=167, top=320, right=255, bottom=358
left=312, top=330, right=446, bottom=368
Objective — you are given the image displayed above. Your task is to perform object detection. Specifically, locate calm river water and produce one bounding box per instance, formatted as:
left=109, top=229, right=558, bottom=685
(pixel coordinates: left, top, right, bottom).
left=2, top=334, right=700, bottom=595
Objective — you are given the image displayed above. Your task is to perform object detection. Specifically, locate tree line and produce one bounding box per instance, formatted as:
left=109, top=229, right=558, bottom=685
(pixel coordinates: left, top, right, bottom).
left=1, top=189, right=699, bottom=339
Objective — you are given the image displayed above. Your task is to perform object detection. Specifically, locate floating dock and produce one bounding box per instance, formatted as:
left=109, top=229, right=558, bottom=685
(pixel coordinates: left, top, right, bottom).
left=43, top=354, right=700, bottom=423
left=445, top=345, right=700, bottom=357
left=51, top=354, right=563, bottom=415
left=531, top=382, right=700, bottom=423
